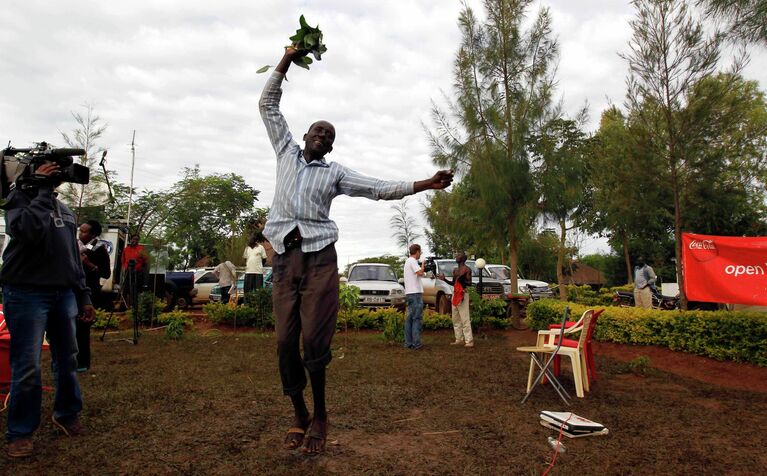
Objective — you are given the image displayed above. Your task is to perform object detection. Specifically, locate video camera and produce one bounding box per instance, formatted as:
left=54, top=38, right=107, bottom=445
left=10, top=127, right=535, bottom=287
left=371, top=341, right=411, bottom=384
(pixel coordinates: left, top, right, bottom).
left=1, top=141, right=89, bottom=199
left=423, top=256, right=437, bottom=274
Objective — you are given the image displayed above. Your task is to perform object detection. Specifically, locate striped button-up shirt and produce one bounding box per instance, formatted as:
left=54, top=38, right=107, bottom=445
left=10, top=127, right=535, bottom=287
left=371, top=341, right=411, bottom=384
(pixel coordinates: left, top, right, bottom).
left=260, top=72, right=414, bottom=255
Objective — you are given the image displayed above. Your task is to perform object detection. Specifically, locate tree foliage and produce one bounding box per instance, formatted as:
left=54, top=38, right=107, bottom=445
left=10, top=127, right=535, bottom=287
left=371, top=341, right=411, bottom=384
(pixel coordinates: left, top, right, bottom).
left=698, top=0, right=767, bottom=45
left=623, top=0, right=729, bottom=308
left=389, top=198, right=421, bottom=257
left=425, top=0, right=559, bottom=316
left=163, top=167, right=260, bottom=269
left=530, top=118, right=593, bottom=299
left=58, top=104, right=114, bottom=222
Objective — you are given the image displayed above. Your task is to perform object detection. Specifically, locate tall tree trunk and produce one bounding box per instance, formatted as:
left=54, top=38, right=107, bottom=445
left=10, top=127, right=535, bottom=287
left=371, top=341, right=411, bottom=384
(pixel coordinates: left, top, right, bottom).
left=557, top=218, right=567, bottom=300
left=508, top=218, right=520, bottom=320
left=671, top=163, right=687, bottom=310
left=622, top=229, right=633, bottom=285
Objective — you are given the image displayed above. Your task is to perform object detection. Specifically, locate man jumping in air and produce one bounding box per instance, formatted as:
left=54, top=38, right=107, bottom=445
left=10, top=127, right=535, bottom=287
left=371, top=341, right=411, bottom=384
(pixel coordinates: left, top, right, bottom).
left=260, top=45, right=453, bottom=455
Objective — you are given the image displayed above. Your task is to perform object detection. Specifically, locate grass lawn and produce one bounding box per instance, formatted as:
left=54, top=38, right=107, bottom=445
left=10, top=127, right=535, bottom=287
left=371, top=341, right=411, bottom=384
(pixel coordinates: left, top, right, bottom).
left=2, top=328, right=766, bottom=475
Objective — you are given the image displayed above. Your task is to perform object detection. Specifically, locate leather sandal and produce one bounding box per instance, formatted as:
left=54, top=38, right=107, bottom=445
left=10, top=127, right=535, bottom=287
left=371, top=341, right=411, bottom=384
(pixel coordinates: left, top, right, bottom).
left=283, top=420, right=310, bottom=450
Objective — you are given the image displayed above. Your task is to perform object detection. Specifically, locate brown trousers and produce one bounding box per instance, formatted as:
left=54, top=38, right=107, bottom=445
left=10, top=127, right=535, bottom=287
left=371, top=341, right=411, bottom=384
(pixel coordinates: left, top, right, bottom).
left=272, top=243, right=339, bottom=395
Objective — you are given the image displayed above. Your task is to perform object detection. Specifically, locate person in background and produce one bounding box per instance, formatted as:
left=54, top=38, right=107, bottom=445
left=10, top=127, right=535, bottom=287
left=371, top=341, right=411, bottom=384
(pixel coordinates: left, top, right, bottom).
left=214, top=260, right=237, bottom=304
left=633, top=256, right=657, bottom=309
left=439, top=252, right=474, bottom=348
left=402, top=244, right=425, bottom=350
left=77, top=220, right=111, bottom=371
left=243, top=235, right=268, bottom=293
left=120, top=233, right=149, bottom=307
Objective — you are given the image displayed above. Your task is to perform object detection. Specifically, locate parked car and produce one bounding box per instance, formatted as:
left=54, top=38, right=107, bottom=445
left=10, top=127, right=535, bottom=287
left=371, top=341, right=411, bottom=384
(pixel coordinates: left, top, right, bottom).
left=193, top=269, right=220, bottom=305
left=346, top=263, right=406, bottom=310
left=209, top=267, right=272, bottom=304
left=420, top=258, right=507, bottom=314
left=485, top=264, right=554, bottom=298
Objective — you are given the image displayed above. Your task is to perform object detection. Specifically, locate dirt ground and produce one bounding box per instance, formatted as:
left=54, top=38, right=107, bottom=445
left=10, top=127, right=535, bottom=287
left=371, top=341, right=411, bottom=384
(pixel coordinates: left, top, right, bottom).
left=1, top=327, right=766, bottom=475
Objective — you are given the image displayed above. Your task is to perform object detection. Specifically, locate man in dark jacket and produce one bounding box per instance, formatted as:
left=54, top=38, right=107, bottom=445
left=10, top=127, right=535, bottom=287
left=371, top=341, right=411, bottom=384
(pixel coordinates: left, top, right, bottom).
left=77, top=219, right=111, bottom=371
left=0, top=163, right=94, bottom=458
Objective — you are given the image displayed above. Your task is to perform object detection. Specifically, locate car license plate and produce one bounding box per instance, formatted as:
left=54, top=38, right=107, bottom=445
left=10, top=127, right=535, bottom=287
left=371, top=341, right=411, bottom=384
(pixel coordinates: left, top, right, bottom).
left=482, top=294, right=501, bottom=300
left=366, top=296, right=386, bottom=303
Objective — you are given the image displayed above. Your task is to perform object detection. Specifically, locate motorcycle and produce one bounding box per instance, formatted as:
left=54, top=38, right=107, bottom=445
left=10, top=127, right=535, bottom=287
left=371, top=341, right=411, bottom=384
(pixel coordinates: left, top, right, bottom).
left=613, top=287, right=680, bottom=310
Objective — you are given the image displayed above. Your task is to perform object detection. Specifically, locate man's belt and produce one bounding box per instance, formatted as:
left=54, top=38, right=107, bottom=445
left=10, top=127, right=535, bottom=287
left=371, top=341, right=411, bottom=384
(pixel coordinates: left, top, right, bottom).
left=284, top=228, right=303, bottom=251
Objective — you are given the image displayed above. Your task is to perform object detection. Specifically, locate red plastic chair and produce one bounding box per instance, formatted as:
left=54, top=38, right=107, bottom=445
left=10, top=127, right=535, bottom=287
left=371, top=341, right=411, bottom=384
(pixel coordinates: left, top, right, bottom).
left=552, top=309, right=603, bottom=385
left=0, top=304, right=53, bottom=401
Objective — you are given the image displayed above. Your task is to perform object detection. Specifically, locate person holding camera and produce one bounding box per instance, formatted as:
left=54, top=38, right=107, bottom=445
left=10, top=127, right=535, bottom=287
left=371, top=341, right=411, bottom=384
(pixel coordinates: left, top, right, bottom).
left=260, top=45, right=453, bottom=456
left=77, top=219, right=111, bottom=371
left=0, top=163, right=94, bottom=458
left=403, top=244, right=426, bottom=350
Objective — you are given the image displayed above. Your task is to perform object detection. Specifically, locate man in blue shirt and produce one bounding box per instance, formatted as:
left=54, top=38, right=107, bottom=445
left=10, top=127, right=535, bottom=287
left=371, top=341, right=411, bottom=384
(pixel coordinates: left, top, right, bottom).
left=260, top=46, right=453, bottom=455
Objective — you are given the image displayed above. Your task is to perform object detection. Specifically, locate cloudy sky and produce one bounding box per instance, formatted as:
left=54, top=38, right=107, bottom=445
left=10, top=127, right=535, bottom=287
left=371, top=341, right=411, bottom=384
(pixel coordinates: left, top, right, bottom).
left=2, top=1, right=765, bottom=267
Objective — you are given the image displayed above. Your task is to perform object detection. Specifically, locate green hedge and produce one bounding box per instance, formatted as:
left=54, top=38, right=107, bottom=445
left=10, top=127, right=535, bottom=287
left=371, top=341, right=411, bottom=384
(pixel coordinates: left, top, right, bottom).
left=203, top=302, right=275, bottom=328
left=526, top=299, right=767, bottom=366
left=202, top=303, right=511, bottom=333
left=564, top=284, right=633, bottom=307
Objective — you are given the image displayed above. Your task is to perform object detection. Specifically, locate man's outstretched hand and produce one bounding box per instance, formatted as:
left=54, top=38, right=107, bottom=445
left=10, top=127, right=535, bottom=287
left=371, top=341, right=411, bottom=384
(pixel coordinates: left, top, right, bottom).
left=275, top=46, right=307, bottom=74
left=414, top=170, right=454, bottom=193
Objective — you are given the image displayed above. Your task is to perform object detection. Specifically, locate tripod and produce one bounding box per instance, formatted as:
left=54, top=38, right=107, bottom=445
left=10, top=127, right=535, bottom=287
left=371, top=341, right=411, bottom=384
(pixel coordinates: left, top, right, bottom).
left=99, top=260, right=140, bottom=344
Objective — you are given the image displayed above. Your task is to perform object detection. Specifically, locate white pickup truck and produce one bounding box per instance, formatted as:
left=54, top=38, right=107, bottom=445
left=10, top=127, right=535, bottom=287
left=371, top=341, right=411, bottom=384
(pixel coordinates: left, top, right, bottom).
left=420, top=258, right=507, bottom=314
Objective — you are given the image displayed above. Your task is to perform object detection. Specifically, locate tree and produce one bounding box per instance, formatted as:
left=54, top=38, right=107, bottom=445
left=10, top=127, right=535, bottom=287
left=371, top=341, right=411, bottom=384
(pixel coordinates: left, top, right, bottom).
left=423, top=181, right=506, bottom=261
left=164, top=167, right=260, bottom=269
left=678, top=73, right=767, bottom=236
left=580, top=106, right=672, bottom=284
left=530, top=118, right=592, bottom=299
left=427, top=0, right=559, bottom=318
left=623, top=0, right=728, bottom=308
left=389, top=198, right=421, bottom=257
left=517, top=229, right=560, bottom=282
left=698, top=0, right=767, bottom=45
left=59, top=104, right=112, bottom=222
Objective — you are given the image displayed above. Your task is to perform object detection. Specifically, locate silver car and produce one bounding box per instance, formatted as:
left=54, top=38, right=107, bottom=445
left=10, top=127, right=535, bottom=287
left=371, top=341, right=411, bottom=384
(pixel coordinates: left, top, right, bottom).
left=347, top=263, right=406, bottom=310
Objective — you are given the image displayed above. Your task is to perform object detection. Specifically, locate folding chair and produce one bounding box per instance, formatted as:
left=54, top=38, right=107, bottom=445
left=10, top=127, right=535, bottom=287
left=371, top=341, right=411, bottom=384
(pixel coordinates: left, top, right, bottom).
left=516, top=307, right=572, bottom=405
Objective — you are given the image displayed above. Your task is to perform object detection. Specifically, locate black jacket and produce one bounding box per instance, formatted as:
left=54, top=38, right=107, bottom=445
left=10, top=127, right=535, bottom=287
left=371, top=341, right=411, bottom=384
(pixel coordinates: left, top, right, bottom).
left=82, top=240, right=111, bottom=293
left=0, top=186, right=92, bottom=308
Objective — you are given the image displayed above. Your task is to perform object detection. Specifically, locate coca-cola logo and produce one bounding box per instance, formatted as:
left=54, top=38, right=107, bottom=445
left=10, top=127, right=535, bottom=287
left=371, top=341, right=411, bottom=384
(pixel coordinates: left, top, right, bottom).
left=688, top=239, right=718, bottom=262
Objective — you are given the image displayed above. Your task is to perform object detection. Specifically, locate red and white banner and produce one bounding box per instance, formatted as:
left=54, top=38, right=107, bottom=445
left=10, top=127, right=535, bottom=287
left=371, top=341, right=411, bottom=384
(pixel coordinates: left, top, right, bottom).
left=682, top=233, right=767, bottom=305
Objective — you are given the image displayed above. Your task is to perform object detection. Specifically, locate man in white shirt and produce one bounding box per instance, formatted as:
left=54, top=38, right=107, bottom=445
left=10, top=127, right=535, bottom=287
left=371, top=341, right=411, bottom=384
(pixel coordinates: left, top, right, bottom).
left=403, top=244, right=426, bottom=349
left=243, top=236, right=268, bottom=293
left=214, top=260, right=237, bottom=304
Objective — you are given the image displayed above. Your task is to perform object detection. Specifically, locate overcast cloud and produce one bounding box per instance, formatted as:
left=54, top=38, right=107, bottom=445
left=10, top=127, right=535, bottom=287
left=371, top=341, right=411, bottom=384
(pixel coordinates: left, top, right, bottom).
left=2, top=1, right=765, bottom=266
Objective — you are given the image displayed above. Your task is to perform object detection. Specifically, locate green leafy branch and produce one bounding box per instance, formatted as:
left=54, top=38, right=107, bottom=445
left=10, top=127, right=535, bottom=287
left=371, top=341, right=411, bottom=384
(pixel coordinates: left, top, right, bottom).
left=257, top=15, right=328, bottom=73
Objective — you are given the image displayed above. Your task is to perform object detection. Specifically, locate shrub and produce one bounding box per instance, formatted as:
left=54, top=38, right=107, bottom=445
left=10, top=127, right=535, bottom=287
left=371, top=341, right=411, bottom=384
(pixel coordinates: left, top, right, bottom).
left=627, top=356, right=653, bottom=376
left=422, top=309, right=452, bottom=330
left=166, top=319, right=185, bottom=340
left=156, top=309, right=193, bottom=327
left=563, top=284, right=623, bottom=306
left=127, top=292, right=165, bottom=325
left=466, top=287, right=507, bottom=320
left=203, top=302, right=274, bottom=328
left=154, top=309, right=193, bottom=339
left=382, top=312, right=405, bottom=344
left=526, top=299, right=767, bottom=366
left=92, top=308, right=122, bottom=330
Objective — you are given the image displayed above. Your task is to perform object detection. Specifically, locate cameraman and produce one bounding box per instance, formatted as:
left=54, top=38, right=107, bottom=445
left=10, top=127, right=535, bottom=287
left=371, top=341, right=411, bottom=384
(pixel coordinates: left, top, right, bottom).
left=0, top=163, right=93, bottom=458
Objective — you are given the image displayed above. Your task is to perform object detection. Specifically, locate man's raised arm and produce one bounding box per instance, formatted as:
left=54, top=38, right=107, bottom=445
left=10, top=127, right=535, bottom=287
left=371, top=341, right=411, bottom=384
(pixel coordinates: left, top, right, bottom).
left=258, top=48, right=304, bottom=159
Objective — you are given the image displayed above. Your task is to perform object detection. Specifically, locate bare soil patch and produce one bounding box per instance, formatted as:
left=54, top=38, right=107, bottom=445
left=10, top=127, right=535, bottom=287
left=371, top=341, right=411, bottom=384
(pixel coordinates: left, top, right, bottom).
left=2, top=328, right=766, bottom=475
